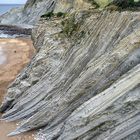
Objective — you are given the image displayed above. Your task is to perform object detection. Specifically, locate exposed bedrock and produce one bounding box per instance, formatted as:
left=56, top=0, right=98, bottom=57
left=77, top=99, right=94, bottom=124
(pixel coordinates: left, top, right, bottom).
left=2, top=0, right=140, bottom=26
left=0, top=1, right=140, bottom=140
left=0, top=0, right=95, bottom=26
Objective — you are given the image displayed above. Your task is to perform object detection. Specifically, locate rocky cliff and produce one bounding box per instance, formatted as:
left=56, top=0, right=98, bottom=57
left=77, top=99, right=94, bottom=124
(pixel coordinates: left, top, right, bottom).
left=1, top=0, right=140, bottom=26
left=0, top=0, right=140, bottom=140
left=1, top=0, right=136, bottom=26
left=0, top=0, right=55, bottom=27
left=0, top=0, right=94, bottom=26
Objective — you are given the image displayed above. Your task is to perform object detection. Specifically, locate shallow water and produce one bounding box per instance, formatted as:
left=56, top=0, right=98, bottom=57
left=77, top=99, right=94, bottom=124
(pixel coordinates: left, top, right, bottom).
left=0, top=38, right=35, bottom=140
left=0, top=46, right=6, bottom=64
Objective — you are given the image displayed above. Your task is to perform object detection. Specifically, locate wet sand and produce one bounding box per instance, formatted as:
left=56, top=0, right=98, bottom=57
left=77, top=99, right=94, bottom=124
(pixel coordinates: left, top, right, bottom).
left=0, top=38, right=35, bottom=140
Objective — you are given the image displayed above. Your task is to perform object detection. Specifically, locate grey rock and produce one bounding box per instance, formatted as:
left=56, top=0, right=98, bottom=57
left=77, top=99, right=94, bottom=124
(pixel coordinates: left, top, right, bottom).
left=0, top=0, right=140, bottom=140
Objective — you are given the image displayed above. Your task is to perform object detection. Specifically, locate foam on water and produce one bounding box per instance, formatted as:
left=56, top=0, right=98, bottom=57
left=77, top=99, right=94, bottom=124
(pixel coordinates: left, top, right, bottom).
left=0, top=32, right=27, bottom=38
left=0, top=33, right=16, bottom=38
left=0, top=47, right=6, bottom=65
left=0, top=33, right=11, bottom=38
left=0, top=30, right=15, bottom=38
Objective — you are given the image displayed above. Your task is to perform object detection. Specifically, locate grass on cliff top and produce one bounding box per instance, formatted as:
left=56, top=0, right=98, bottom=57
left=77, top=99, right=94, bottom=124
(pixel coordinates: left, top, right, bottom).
left=88, top=0, right=140, bottom=9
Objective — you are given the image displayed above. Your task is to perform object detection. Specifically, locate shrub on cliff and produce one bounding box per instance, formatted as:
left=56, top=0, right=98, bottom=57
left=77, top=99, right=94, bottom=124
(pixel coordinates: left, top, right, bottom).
left=41, top=12, right=66, bottom=19
left=56, top=12, right=66, bottom=18
left=41, top=12, right=54, bottom=18
left=89, top=0, right=140, bottom=8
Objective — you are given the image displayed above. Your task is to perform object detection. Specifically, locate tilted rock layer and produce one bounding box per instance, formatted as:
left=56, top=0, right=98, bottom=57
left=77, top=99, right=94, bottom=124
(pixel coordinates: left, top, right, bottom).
left=3, top=0, right=140, bottom=26
left=0, top=0, right=94, bottom=26
left=0, top=0, right=140, bottom=140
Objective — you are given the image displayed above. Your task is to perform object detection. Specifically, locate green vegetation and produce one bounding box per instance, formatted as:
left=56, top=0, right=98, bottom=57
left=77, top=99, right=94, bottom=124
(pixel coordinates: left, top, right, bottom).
left=88, top=0, right=100, bottom=8
left=118, top=0, right=140, bottom=8
left=88, top=0, right=140, bottom=9
left=56, top=12, right=66, bottom=18
left=41, top=12, right=66, bottom=19
left=94, top=0, right=110, bottom=8
left=41, top=11, right=54, bottom=18
left=61, top=14, right=79, bottom=37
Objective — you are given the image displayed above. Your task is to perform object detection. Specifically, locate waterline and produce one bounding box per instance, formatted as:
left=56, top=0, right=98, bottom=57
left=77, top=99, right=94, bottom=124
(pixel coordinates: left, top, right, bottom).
left=0, top=46, right=6, bottom=65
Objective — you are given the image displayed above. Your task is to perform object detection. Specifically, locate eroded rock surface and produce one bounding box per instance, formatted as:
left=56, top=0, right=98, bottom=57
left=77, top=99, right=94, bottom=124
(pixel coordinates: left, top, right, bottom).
left=0, top=0, right=140, bottom=140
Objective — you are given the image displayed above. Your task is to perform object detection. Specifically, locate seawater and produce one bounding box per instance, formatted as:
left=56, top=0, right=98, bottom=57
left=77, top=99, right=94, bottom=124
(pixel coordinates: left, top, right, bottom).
left=0, top=4, right=25, bottom=38
left=0, top=4, right=23, bottom=15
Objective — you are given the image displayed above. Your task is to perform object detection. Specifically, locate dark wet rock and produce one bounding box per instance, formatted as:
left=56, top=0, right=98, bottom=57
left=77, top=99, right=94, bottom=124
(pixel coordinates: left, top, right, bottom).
left=0, top=25, right=31, bottom=36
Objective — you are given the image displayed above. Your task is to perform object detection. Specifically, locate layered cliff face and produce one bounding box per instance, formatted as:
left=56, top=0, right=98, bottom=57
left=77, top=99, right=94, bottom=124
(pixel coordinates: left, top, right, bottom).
left=0, top=0, right=140, bottom=140
left=0, top=0, right=55, bottom=26
left=0, top=0, right=94, bottom=26
left=1, top=0, right=140, bottom=26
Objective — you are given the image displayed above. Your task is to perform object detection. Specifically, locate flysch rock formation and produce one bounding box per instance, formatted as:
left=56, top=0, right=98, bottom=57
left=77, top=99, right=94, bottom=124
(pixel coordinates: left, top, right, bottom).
left=0, top=0, right=119, bottom=26
left=0, top=0, right=55, bottom=27
left=0, top=0, right=140, bottom=140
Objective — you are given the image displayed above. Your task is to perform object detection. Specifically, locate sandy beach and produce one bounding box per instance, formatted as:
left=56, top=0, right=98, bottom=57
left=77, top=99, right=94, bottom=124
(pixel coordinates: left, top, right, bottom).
left=0, top=38, right=35, bottom=140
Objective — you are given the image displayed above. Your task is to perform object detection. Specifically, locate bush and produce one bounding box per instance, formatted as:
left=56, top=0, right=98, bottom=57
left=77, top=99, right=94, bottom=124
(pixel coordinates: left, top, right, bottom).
left=61, top=15, right=79, bottom=37
left=56, top=12, right=65, bottom=18
left=41, top=12, right=54, bottom=18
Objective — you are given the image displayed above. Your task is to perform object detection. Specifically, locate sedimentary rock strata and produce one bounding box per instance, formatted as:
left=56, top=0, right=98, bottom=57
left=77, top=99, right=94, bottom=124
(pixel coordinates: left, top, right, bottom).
left=0, top=0, right=140, bottom=140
